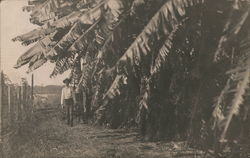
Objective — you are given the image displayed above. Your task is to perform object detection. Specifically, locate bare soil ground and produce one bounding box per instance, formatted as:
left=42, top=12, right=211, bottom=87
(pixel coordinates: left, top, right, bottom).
left=12, top=109, right=205, bottom=158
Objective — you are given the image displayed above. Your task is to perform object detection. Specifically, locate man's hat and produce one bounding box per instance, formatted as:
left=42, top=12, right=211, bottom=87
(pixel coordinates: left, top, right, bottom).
left=63, top=78, right=71, bottom=83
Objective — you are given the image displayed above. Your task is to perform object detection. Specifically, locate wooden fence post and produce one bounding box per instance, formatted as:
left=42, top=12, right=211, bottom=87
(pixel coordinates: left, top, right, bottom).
left=24, top=82, right=27, bottom=119
left=8, top=86, right=11, bottom=126
left=21, top=85, right=24, bottom=120
left=0, top=71, right=3, bottom=141
left=18, top=86, right=22, bottom=121
left=31, top=74, right=34, bottom=112
left=0, top=71, right=3, bottom=158
left=15, top=87, right=19, bottom=122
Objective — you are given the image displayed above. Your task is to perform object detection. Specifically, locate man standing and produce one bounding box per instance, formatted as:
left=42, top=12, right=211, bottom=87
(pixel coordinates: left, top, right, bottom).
left=61, top=78, right=75, bottom=127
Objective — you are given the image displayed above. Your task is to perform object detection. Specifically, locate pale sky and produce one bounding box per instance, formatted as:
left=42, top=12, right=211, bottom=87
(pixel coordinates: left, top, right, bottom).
left=0, top=0, right=69, bottom=85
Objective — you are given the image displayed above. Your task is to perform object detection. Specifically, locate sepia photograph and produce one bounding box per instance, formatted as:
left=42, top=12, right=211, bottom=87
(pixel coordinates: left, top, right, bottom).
left=0, top=0, right=249, bottom=158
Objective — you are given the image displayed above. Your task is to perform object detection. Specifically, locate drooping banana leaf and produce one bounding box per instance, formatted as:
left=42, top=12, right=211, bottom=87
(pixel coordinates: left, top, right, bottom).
left=68, top=19, right=100, bottom=53
left=71, top=0, right=127, bottom=93
left=47, top=1, right=108, bottom=58
left=28, top=0, right=47, bottom=6
left=50, top=0, right=106, bottom=29
left=12, top=26, right=56, bottom=46
left=28, top=52, right=44, bottom=67
left=117, top=0, right=203, bottom=68
left=30, top=0, right=75, bottom=25
left=150, top=18, right=187, bottom=75
left=139, top=17, right=201, bottom=115
left=78, top=62, right=95, bottom=89
left=104, top=74, right=127, bottom=99
left=215, top=40, right=250, bottom=141
left=137, top=19, right=189, bottom=113
left=50, top=52, right=76, bottom=78
left=105, top=0, right=204, bottom=99
left=15, top=0, right=126, bottom=77
left=72, top=0, right=125, bottom=53
left=214, top=6, right=250, bottom=61
left=222, top=60, right=250, bottom=141
left=78, top=0, right=106, bottom=25
left=14, top=43, right=44, bottom=69
left=27, top=56, right=47, bottom=73
left=212, top=16, right=250, bottom=141
left=51, top=11, right=82, bottom=28
left=14, top=34, right=55, bottom=69
left=47, top=22, right=85, bottom=57
left=69, top=57, right=82, bottom=87
left=48, top=20, right=100, bottom=77
left=46, top=2, right=107, bottom=59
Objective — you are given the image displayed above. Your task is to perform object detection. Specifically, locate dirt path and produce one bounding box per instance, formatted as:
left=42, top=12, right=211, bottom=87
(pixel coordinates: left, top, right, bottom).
left=13, top=109, right=204, bottom=158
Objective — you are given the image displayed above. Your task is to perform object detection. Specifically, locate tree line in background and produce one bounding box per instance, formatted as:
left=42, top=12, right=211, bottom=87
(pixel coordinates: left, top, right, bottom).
left=12, top=0, right=250, bottom=157
left=34, top=85, right=62, bottom=94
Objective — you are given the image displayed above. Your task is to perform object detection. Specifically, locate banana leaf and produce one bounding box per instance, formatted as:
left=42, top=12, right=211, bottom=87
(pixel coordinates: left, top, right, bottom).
left=30, top=0, right=74, bottom=25
left=78, top=0, right=106, bottom=25
left=105, top=0, right=204, bottom=99
left=47, top=22, right=85, bottom=57
left=14, top=43, right=44, bottom=69
left=51, top=11, right=82, bottom=28
left=214, top=7, right=250, bottom=61
left=12, top=26, right=56, bottom=45
left=27, top=56, right=47, bottom=73
left=14, top=35, right=54, bottom=69
left=213, top=30, right=250, bottom=141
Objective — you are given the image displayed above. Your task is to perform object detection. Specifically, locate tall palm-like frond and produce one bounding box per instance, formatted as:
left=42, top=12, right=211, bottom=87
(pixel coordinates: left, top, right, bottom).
left=213, top=32, right=250, bottom=141
left=104, top=74, right=127, bottom=99
left=211, top=3, right=250, bottom=142
left=12, top=25, right=56, bottom=46
left=27, top=56, right=48, bottom=73
left=214, top=6, right=250, bottom=61
left=105, top=0, right=204, bottom=99
left=13, top=1, right=106, bottom=74
left=69, top=57, right=82, bottom=87
left=29, top=0, right=76, bottom=25
left=14, top=33, right=56, bottom=69
left=78, top=62, right=95, bottom=89
left=221, top=59, right=250, bottom=140
left=49, top=19, right=100, bottom=77
left=150, top=18, right=188, bottom=75
left=48, top=0, right=115, bottom=67
left=50, top=52, right=75, bottom=77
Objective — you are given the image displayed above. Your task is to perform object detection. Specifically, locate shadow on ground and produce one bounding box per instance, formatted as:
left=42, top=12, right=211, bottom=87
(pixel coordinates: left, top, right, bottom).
left=12, top=109, right=205, bottom=158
